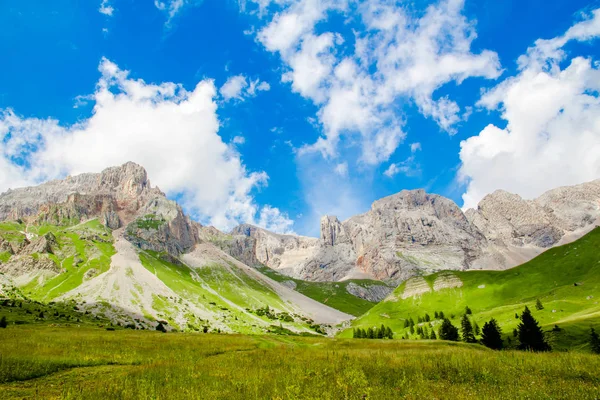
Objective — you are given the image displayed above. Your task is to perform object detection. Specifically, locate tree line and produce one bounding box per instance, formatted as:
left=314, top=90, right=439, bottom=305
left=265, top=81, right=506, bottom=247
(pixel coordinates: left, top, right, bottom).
left=351, top=300, right=600, bottom=354
left=353, top=324, right=393, bottom=339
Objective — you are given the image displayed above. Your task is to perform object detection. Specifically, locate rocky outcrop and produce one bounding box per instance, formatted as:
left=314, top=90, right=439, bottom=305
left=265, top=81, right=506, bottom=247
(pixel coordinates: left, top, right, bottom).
left=0, top=162, right=201, bottom=259
left=345, top=282, right=394, bottom=302
left=125, top=197, right=199, bottom=256
left=21, top=233, right=57, bottom=255
left=0, top=255, right=60, bottom=276
left=0, top=162, right=163, bottom=228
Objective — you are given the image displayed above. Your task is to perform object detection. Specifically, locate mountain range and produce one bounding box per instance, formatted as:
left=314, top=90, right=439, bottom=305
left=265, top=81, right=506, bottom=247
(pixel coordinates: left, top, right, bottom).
left=0, top=162, right=598, bottom=334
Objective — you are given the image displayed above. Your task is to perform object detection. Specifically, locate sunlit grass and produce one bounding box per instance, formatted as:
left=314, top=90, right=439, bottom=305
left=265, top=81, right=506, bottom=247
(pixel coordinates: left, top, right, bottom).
left=0, top=325, right=599, bottom=399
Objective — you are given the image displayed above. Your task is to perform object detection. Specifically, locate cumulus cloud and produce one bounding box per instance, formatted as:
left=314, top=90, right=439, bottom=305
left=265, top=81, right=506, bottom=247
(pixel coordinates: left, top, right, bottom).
left=459, top=9, right=600, bottom=209
left=0, top=58, right=293, bottom=233
left=384, top=156, right=419, bottom=178
left=99, top=0, right=114, bottom=16
left=248, top=0, right=501, bottom=165
left=220, top=75, right=270, bottom=102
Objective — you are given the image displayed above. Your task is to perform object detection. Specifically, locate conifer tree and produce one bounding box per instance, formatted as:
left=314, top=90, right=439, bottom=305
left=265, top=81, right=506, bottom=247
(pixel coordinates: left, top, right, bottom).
left=378, top=324, right=386, bottom=339
left=461, top=314, right=476, bottom=343
left=430, top=330, right=437, bottom=340
left=474, top=321, right=481, bottom=337
left=156, top=322, right=167, bottom=333
left=439, top=318, right=459, bottom=341
left=425, top=313, right=430, bottom=322
left=590, top=328, right=600, bottom=354
left=481, top=318, right=503, bottom=350
left=535, top=299, right=544, bottom=310
left=386, top=326, right=394, bottom=339
left=465, top=306, right=472, bottom=315
left=434, top=311, right=439, bottom=319
left=409, top=325, right=415, bottom=335
left=439, top=311, right=445, bottom=319
left=0, top=316, right=7, bottom=328
left=403, top=319, right=410, bottom=328
left=517, top=307, right=551, bottom=352
left=367, top=327, right=375, bottom=339
left=409, top=318, right=415, bottom=327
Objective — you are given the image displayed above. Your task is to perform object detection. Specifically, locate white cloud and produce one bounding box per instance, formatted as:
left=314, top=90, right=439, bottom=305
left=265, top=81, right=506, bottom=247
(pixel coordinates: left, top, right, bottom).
left=257, top=205, right=294, bottom=233
left=154, top=0, right=202, bottom=26
left=220, top=75, right=270, bottom=102
left=334, top=162, right=348, bottom=176
left=410, top=142, right=422, bottom=153
left=232, top=136, right=246, bottom=145
left=220, top=75, right=248, bottom=101
left=459, top=9, right=600, bottom=209
left=247, top=79, right=271, bottom=96
left=99, top=0, right=114, bottom=16
left=250, top=0, right=501, bottom=165
left=383, top=156, right=418, bottom=178
left=0, top=58, right=292, bottom=233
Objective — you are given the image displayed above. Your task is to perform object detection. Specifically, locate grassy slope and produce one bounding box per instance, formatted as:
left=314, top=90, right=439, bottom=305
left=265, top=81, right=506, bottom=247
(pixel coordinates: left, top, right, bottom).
left=13, top=220, right=116, bottom=301
left=255, top=265, right=383, bottom=316
left=1, top=325, right=599, bottom=399
left=0, top=220, right=327, bottom=334
left=138, top=251, right=319, bottom=334
left=341, top=228, right=600, bottom=351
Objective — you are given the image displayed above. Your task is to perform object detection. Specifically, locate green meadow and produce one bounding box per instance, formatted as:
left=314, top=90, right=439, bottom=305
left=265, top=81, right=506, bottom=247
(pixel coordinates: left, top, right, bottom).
left=342, top=228, right=600, bottom=352
left=1, top=325, right=599, bottom=399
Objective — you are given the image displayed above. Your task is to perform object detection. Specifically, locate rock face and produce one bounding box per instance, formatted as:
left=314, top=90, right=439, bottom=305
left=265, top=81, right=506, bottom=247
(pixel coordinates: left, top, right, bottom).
left=225, top=181, right=600, bottom=283
left=0, top=162, right=199, bottom=258
left=345, top=282, right=394, bottom=302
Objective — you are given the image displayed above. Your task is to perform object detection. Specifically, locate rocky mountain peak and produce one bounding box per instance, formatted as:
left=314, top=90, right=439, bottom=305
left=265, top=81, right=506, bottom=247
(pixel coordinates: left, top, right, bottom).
left=320, top=216, right=348, bottom=246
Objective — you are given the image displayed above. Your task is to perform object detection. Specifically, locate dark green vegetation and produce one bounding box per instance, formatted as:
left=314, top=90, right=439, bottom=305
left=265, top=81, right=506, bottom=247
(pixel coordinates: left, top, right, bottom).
left=342, top=228, right=600, bottom=352
left=1, top=325, right=600, bottom=399
left=0, top=296, right=113, bottom=328
left=255, top=265, right=387, bottom=316
left=517, top=306, right=551, bottom=352
left=353, top=324, right=393, bottom=339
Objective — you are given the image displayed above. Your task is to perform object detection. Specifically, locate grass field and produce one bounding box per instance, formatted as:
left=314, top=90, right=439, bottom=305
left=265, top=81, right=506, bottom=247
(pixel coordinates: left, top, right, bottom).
left=1, top=325, right=599, bottom=399
left=341, top=228, right=600, bottom=351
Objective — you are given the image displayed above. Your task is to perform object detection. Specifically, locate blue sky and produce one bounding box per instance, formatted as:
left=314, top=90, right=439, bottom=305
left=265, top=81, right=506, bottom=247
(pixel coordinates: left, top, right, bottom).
left=1, top=0, right=600, bottom=236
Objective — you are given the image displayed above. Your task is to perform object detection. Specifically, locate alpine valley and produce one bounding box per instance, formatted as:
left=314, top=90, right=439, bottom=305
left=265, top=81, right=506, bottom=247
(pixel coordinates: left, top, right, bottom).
left=0, top=162, right=598, bottom=339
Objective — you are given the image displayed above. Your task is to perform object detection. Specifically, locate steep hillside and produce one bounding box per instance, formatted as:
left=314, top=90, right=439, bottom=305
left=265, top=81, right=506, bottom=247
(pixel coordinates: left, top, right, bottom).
left=254, top=265, right=393, bottom=316
left=340, top=227, right=600, bottom=351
